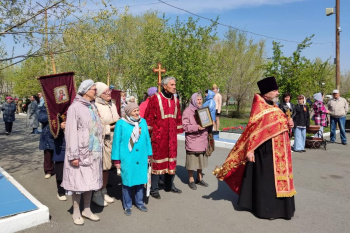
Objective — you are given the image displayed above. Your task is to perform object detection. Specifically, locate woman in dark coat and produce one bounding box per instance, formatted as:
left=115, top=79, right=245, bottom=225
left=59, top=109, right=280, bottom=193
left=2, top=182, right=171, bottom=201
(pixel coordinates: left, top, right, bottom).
left=293, top=95, right=310, bottom=152
left=2, top=96, right=16, bottom=135
left=27, top=95, right=39, bottom=134
left=278, top=92, right=296, bottom=118
left=38, top=105, right=55, bottom=179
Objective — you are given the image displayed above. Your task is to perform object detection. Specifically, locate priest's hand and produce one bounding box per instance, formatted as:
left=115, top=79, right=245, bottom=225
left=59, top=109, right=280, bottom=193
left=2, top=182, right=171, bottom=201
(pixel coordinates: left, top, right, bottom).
left=246, top=152, right=255, bottom=162
left=71, top=159, right=79, bottom=167
left=288, top=119, right=294, bottom=128
left=116, top=164, right=121, bottom=169
left=61, top=122, right=66, bottom=130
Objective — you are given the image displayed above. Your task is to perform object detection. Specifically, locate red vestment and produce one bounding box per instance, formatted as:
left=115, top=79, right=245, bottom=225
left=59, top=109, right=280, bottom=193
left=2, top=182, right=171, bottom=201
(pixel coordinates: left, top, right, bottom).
left=145, top=92, right=183, bottom=174
left=139, top=98, right=149, bottom=118
left=216, top=94, right=296, bottom=198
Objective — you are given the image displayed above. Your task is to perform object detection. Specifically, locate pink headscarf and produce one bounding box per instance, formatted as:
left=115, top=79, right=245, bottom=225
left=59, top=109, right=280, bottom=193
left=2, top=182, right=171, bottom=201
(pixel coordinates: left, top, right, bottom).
left=6, top=96, right=13, bottom=100
left=189, top=93, right=202, bottom=110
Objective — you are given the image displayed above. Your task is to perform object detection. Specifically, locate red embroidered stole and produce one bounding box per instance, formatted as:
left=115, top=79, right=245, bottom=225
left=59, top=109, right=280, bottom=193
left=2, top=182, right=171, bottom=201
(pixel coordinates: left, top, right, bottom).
left=216, top=94, right=296, bottom=198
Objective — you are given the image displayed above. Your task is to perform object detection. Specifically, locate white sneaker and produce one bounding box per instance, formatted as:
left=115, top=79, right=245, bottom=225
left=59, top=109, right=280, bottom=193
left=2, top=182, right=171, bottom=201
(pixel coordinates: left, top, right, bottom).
left=57, top=193, right=67, bottom=201
left=102, top=188, right=114, bottom=203
left=44, top=174, right=51, bottom=179
left=92, top=191, right=107, bottom=207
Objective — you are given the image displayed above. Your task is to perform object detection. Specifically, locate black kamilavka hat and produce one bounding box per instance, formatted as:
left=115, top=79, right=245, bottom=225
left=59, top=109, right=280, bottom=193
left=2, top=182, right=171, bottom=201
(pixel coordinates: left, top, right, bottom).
left=257, top=76, right=279, bottom=95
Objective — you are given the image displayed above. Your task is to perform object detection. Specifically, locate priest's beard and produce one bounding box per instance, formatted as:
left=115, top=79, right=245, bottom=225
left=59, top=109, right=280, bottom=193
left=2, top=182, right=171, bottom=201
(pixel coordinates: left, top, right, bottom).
left=272, top=97, right=279, bottom=104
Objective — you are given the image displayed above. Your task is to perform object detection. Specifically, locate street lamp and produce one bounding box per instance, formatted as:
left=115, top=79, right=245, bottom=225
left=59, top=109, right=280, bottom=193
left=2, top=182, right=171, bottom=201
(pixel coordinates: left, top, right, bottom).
left=326, top=0, right=340, bottom=90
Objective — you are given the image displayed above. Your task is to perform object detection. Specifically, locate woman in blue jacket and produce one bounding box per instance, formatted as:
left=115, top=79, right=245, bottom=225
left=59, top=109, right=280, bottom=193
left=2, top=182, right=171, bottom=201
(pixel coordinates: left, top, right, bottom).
left=203, top=89, right=216, bottom=123
left=111, top=102, right=152, bottom=216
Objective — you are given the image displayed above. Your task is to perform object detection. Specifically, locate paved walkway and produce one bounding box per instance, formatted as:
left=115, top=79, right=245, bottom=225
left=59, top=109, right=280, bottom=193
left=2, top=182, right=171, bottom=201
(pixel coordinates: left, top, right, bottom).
left=0, top=115, right=349, bottom=233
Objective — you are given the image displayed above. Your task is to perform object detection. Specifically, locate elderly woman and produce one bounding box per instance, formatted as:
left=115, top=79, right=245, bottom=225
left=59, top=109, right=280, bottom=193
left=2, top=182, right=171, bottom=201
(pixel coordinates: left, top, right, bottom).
left=293, top=94, right=310, bottom=152
left=61, top=80, right=103, bottom=225
left=93, top=82, right=120, bottom=207
left=182, top=93, right=209, bottom=190
left=26, top=95, right=39, bottom=134
left=313, top=92, right=329, bottom=138
left=2, top=96, right=16, bottom=135
left=111, top=103, right=152, bottom=216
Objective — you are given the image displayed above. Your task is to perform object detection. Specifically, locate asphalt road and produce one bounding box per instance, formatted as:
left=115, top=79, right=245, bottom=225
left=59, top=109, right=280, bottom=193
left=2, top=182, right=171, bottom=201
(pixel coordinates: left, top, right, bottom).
left=1, top=115, right=349, bottom=233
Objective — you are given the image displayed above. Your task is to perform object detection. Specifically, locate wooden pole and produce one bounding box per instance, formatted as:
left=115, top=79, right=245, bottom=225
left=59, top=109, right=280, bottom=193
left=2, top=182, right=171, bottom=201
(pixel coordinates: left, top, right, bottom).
left=50, top=52, right=56, bottom=74
left=107, top=72, right=110, bottom=87
left=335, top=0, right=340, bottom=90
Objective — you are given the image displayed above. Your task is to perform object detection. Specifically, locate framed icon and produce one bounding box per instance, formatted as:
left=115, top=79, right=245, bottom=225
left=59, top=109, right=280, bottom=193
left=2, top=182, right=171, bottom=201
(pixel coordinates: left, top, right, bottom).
left=195, top=107, right=213, bottom=128
left=54, top=85, right=69, bottom=104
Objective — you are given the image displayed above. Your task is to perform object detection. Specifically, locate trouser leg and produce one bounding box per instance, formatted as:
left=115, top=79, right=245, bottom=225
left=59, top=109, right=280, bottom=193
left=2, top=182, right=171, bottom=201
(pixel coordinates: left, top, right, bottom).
left=55, top=162, right=65, bottom=195
left=122, top=185, right=133, bottom=209
left=134, top=184, right=145, bottom=208
left=164, top=173, right=175, bottom=191
left=330, top=117, right=336, bottom=142
left=44, top=149, right=54, bottom=174
left=339, top=116, right=347, bottom=143
left=151, top=174, right=159, bottom=193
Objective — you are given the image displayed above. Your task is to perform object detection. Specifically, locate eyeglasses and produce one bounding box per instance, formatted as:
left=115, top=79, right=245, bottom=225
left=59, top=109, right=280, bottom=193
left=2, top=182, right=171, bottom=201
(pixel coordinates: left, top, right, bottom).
left=102, top=89, right=111, bottom=95
left=89, top=88, right=97, bottom=92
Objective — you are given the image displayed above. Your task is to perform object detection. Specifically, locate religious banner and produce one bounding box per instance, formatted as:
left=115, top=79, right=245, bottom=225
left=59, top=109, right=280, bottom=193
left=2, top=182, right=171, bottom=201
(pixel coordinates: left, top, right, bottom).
left=37, top=72, right=76, bottom=138
left=111, top=89, right=121, bottom=117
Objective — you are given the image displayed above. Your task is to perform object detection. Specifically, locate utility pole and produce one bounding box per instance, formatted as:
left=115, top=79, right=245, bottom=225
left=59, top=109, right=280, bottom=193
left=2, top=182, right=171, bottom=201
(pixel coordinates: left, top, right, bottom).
left=335, top=0, right=340, bottom=90
left=45, top=10, right=49, bottom=74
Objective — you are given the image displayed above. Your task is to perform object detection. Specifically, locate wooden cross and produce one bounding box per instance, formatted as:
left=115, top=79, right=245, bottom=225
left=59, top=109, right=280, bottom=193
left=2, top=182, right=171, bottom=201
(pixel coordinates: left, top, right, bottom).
left=152, top=62, right=166, bottom=92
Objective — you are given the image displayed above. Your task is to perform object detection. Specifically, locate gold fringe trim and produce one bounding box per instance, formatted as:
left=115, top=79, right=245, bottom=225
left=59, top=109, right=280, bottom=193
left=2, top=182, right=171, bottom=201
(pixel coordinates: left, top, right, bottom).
left=276, top=190, right=297, bottom=198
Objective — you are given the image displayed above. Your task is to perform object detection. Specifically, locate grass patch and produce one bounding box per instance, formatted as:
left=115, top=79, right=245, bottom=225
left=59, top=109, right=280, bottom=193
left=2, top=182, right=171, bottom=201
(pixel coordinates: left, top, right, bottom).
left=218, top=116, right=249, bottom=130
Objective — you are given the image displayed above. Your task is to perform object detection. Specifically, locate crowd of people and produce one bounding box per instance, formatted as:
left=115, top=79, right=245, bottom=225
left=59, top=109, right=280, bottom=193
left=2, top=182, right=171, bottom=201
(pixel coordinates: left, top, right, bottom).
left=278, top=89, right=349, bottom=152
left=1, top=76, right=349, bottom=224
left=2, top=77, right=220, bottom=225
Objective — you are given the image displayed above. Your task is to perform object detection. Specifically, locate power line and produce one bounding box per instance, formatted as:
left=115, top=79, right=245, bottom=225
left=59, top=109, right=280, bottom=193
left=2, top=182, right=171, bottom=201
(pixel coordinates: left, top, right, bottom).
left=158, top=0, right=333, bottom=45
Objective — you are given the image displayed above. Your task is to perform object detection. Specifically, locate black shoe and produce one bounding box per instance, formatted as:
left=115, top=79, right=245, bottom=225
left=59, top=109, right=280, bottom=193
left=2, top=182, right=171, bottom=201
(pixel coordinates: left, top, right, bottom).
left=124, top=209, right=132, bottom=216
left=302, top=150, right=306, bottom=152
left=293, top=150, right=302, bottom=153
left=137, top=205, right=148, bottom=212
left=196, top=179, right=209, bottom=187
left=188, top=182, right=197, bottom=190
left=165, top=187, right=182, bottom=194
left=5, top=132, right=9, bottom=135
left=151, top=192, right=161, bottom=199
left=342, top=142, right=347, bottom=145
left=329, top=140, right=335, bottom=143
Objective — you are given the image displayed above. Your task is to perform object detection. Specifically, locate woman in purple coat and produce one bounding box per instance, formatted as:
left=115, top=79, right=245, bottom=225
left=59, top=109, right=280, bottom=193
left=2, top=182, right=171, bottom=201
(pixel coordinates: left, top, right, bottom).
left=182, top=93, right=209, bottom=190
left=61, top=80, right=103, bottom=225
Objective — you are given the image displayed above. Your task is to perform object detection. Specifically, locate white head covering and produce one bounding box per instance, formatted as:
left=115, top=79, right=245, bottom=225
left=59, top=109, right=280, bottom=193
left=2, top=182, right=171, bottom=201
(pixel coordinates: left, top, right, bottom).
left=95, top=82, right=109, bottom=97
left=333, top=89, right=339, bottom=94
left=78, top=79, right=95, bottom=95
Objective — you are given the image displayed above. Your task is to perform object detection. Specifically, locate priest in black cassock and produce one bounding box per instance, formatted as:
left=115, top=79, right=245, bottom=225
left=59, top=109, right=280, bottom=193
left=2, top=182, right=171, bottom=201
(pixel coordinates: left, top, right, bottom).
left=215, top=76, right=296, bottom=220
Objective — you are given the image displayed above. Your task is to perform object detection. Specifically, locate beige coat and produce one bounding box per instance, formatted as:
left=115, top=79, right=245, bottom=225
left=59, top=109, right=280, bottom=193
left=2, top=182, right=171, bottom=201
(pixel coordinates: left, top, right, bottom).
left=95, top=97, right=120, bottom=170
left=327, top=97, right=349, bottom=118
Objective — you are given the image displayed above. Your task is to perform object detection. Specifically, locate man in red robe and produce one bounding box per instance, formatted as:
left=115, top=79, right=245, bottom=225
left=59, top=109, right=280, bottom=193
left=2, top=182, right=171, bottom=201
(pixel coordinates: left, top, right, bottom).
left=145, top=77, right=184, bottom=199
left=215, top=76, right=296, bottom=219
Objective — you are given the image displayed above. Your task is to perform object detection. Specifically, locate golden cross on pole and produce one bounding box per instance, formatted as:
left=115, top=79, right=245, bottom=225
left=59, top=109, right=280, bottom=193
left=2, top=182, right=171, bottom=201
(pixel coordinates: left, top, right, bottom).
left=152, top=62, right=166, bottom=92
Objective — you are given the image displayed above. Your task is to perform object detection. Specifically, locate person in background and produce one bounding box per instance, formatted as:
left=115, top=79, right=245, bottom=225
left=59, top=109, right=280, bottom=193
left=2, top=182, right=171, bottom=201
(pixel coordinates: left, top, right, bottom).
left=2, top=96, right=16, bottom=135
left=182, top=93, right=209, bottom=190
left=61, top=80, right=103, bottom=225
left=111, top=103, right=152, bottom=216
left=121, top=91, right=127, bottom=117
left=293, top=95, right=310, bottom=152
left=279, top=92, right=295, bottom=118
left=312, top=92, right=329, bottom=138
left=139, top=92, right=148, bottom=105
left=27, top=95, right=40, bottom=134
left=327, top=89, right=349, bottom=145
left=212, top=84, right=222, bottom=135
left=17, top=98, right=23, bottom=114
left=93, top=82, right=120, bottom=207
left=38, top=104, right=55, bottom=179
left=203, top=89, right=216, bottom=127
left=139, top=87, right=157, bottom=118
left=129, top=96, right=137, bottom=104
